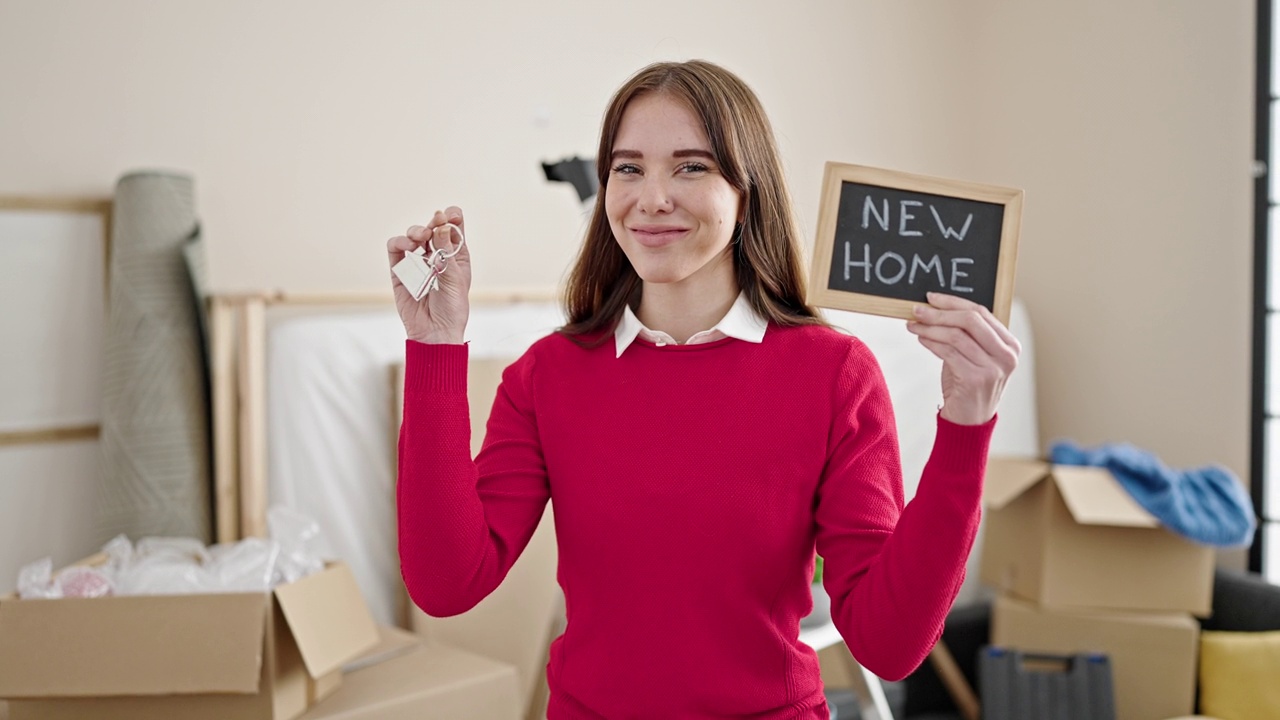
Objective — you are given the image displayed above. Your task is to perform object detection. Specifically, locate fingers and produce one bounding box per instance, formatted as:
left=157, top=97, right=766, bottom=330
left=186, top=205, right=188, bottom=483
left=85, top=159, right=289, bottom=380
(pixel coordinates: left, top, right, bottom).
left=405, top=218, right=436, bottom=247
left=907, top=318, right=992, bottom=368
left=924, top=292, right=1021, bottom=353
left=909, top=293, right=1019, bottom=371
left=387, top=234, right=416, bottom=268
left=916, top=335, right=982, bottom=376
left=388, top=208, right=469, bottom=300
left=431, top=223, right=464, bottom=254
left=406, top=208, right=466, bottom=254
left=908, top=293, right=1017, bottom=425
left=419, top=208, right=464, bottom=238
left=442, top=206, right=464, bottom=235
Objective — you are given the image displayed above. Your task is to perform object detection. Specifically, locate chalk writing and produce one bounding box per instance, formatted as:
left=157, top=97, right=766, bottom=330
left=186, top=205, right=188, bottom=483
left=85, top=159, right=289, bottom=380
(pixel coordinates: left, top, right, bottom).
left=826, top=181, right=1003, bottom=309
left=842, top=243, right=974, bottom=293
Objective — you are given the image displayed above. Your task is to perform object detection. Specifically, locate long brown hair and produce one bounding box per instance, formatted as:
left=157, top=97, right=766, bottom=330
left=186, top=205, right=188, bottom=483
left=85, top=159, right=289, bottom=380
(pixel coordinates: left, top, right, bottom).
left=559, top=60, right=830, bottom=345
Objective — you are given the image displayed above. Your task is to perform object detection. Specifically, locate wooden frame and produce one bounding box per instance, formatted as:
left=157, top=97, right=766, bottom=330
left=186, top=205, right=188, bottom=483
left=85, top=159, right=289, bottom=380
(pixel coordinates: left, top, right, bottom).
left=807, top=162, right=1022, bottom=325
left=210, top=288, right=560, bottom=543
left=0, top=196, right=112, bottom=448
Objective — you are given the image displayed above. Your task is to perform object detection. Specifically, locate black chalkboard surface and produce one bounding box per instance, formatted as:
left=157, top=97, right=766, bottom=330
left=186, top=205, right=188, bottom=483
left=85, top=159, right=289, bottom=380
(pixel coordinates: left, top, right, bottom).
left=808, top=162, right=1023, bottom=325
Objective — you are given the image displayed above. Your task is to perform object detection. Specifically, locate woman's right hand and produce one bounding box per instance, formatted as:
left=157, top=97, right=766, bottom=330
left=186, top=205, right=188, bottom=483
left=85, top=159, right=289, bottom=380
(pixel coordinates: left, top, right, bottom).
left=387, top=206, right=472, bottom=344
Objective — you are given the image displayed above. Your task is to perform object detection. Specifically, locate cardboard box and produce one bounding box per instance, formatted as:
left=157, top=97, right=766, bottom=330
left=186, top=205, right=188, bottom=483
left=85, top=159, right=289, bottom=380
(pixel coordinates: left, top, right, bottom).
left=0, top=562, right=379, bottom=720
left=982, top=458, right=1214, bottom=615
left=299, top=626, right=522, bottom=720
left=992, top=595, right=1199, bottom=720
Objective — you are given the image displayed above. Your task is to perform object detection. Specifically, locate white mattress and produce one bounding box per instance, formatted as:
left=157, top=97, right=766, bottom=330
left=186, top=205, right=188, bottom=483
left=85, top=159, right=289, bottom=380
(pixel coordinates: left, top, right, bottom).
left=267, top=300, right=1037, bottom=624
left=266, top=302, right=567, bottom=626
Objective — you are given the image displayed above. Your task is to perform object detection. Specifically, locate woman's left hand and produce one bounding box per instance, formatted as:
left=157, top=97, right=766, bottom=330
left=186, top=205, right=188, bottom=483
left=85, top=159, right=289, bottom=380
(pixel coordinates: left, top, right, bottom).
left=906, top=292, right=1021, bottom=426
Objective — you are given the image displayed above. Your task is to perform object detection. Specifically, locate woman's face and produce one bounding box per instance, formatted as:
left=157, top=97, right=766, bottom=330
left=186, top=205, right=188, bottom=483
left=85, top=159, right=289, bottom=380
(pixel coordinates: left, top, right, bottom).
left=605, top=93, right=742, bottom=291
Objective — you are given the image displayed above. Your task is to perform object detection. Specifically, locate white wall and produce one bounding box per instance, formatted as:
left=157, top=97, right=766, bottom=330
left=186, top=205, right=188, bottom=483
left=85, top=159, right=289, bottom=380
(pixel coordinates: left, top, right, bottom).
left=0, top=0, right=1255, bottom=585
left=0, top=0, right=974, bottom=294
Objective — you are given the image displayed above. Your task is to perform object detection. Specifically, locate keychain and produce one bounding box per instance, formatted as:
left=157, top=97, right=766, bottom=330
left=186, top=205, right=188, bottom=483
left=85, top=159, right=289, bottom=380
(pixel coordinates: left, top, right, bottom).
left=392, top=223, right=465, bottom=301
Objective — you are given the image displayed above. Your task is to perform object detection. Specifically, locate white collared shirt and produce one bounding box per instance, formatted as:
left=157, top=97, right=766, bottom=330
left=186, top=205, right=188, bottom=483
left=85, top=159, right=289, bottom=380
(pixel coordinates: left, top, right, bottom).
left=613, top=291, right=769, bottom=358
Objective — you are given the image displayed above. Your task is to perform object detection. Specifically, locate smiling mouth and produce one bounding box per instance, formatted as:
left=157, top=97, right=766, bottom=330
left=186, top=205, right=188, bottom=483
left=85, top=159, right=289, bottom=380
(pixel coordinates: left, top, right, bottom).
left=630, top=227, right=690, bottom=248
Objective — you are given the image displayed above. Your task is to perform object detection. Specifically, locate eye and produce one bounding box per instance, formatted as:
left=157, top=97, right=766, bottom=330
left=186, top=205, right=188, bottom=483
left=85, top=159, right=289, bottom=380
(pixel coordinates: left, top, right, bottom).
left=611, top=163, right=641, bottom=175
left=678, top=162, right=710, bottom=174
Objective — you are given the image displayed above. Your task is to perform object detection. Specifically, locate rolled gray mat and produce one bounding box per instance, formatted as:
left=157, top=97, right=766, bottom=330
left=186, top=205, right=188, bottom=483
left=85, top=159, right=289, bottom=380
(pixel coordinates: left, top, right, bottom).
left=98, top=170, right=211, bottom=543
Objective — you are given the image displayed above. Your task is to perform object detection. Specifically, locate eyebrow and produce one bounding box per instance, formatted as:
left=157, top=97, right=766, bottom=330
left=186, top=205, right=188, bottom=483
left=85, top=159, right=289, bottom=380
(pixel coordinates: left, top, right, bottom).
left=610, top=148, right=716, bottom=161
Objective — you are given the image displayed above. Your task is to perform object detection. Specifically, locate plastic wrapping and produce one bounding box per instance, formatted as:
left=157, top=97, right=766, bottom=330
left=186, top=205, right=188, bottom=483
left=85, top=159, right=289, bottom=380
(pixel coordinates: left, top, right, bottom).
left=117, top=536, right=218, bottom=595
left=102, top=534, right=133, bottom=575
left=268, top=505, right=326, bottom=585
left=208, top=537, right=280, bottom=592
left=54, top=566, right=114, bottom=598
left=17, top=559, right=116, bottom=599
left=13, top=506, right=330, bottom=598
left=17, top=558, right=56, bottom=599
left=117, top=555, right=215, bottom=596
left=136, top=536, right=210, bottom=565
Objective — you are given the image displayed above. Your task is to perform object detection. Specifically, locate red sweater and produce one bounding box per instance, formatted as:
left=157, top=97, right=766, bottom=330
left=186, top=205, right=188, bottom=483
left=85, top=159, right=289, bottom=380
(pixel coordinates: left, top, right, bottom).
left=398, top=323, right=994, bottom=719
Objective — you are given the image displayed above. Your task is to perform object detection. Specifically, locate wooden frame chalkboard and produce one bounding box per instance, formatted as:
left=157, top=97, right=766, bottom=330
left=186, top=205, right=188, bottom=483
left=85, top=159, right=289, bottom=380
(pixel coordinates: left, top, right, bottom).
left=807, top=162, right=1022, bottom=325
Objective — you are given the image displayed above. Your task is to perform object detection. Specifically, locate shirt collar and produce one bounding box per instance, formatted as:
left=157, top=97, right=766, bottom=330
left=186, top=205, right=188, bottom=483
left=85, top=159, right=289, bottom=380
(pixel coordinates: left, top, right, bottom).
left=613, top=291, right=768, bottom=358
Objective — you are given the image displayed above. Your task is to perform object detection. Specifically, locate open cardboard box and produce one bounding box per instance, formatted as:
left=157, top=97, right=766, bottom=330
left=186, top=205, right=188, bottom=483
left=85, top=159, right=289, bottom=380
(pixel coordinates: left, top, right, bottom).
left=0, top=560, right=379, bottom=720
left=981, top=458, right=1215, bottom=615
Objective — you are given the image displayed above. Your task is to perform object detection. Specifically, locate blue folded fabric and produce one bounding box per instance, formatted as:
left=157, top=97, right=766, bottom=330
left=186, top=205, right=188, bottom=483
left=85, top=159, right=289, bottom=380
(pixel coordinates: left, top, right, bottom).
left=1049, top=441, right=1257, bottom=548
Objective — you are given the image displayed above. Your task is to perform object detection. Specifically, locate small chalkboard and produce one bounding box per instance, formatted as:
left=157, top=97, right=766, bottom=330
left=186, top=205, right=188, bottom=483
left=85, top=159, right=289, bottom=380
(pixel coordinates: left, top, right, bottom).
left=807, top=162, right=1023, bottom=325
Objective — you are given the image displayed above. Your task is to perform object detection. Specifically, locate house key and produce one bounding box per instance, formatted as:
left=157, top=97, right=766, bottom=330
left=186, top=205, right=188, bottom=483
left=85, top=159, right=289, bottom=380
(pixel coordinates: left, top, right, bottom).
left=392, top=223, right=465, bottom=301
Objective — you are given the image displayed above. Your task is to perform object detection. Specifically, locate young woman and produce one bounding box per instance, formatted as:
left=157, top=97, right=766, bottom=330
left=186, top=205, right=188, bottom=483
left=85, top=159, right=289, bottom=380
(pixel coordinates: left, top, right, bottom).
left=387, top=60, right=1019, bottom=719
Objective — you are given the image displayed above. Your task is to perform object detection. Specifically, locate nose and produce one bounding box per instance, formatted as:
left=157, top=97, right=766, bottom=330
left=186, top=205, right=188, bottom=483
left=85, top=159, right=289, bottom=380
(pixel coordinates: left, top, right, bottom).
left=638, top=175, right=674, bottom=214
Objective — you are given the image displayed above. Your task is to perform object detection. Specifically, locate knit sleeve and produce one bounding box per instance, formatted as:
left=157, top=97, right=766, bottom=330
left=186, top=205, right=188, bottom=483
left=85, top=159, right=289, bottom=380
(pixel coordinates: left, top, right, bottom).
left=814, top=338, right=994, bottom=681
left=397, top=339, right=551, bottom=617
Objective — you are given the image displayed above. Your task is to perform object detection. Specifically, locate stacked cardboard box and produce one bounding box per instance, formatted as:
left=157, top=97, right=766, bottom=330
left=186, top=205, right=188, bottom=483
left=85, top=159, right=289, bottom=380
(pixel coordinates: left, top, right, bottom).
left=980, top=458, right=1215, bottom=720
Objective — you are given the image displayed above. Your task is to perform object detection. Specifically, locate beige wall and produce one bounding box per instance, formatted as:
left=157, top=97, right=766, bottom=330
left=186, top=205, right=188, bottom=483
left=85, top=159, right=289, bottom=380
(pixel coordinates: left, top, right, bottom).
left=0, top=1, right=1255, bottom=576
left=967, top=0, right=1254, bottom=481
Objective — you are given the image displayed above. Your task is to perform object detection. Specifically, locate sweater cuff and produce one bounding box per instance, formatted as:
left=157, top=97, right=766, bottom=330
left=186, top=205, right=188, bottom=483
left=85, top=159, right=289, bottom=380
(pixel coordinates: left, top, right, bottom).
left=404, top=339, right=468, bottom=394
left=929, top=412, right=997, bottom=478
